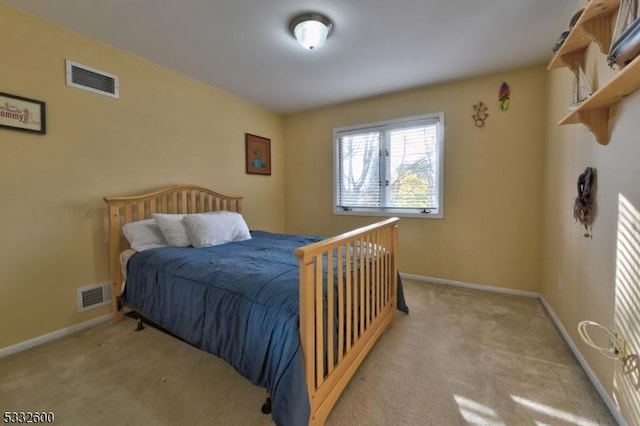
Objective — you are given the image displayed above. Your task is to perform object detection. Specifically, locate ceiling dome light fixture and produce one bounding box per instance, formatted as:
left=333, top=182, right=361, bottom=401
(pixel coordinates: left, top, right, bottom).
left=289, top=13, right=333, bottom=51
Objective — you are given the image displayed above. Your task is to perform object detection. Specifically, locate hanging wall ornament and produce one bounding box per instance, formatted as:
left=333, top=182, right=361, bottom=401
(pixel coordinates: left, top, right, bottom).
left=499, top=82, right=511, bottom=111
left=472, top=101, right=489, bottom=128
left=573, top=167, right=596, bottom=238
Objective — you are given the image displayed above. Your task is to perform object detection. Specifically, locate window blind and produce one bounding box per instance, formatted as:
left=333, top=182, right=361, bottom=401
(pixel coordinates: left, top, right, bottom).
left=335, top=113, right=442, bottom=216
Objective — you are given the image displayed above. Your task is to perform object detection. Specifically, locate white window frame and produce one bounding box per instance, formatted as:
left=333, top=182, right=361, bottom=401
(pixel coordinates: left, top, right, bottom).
left=333, top=113, right=444, bottom=219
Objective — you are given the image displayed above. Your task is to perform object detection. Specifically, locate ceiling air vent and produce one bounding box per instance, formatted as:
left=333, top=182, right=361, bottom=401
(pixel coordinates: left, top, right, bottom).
left=65, top=60, right=119, bottom=98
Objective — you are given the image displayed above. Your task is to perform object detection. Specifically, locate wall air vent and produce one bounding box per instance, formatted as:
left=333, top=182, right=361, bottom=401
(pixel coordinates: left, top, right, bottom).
left=65, top=60, right=119, bottom=98
left=77, top=282, right=112, bottom=312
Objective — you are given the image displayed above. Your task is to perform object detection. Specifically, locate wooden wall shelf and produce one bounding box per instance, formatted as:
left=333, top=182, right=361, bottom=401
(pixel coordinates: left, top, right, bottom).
left=549, top=0, right=640, bottom=144
left=547, top=0, right=619, bottom=70
left=558, top=55, right=640, bottom=144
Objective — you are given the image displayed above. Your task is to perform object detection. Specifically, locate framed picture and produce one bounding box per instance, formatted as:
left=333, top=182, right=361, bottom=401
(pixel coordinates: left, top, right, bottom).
left=0, top=92, right=46, bottom=134
left=245, top=133, right=271, bottom=175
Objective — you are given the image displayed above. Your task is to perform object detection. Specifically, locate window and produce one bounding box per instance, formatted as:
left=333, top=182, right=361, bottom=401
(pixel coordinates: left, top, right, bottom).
left=334, top=113, right=444, bottom=218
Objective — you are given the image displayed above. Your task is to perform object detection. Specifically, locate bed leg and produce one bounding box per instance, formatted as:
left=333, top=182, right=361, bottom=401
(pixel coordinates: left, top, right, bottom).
left=135, top=317, right=144, bottom=332
left=261, top=392, right=271, bottom=414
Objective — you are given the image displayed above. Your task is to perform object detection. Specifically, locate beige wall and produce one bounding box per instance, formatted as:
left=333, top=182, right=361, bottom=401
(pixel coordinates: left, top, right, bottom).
left=542, top=40, right=640, bottom=425
left=0, top=4, right=285, bottom=349
left=4, top=2, right=639, bottom=423
left=284, top=66, right=546, bottom=293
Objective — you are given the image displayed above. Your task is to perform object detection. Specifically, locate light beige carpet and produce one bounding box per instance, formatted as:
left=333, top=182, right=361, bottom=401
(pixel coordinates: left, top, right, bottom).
left=0, top=280, right=617, bottom=425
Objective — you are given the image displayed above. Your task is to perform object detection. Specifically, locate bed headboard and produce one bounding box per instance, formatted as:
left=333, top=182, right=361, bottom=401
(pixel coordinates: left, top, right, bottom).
left=103, top=184, right=243, bottom=320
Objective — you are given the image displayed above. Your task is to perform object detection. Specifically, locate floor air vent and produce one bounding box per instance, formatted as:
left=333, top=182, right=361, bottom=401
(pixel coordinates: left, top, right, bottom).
left=66, top=60, right=119, bottom=98
left=77, top=283, right=112, bottom=312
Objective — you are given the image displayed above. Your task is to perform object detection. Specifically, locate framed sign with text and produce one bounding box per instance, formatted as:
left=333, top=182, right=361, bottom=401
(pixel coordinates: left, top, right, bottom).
left=0, top=92, right=46, bottom=134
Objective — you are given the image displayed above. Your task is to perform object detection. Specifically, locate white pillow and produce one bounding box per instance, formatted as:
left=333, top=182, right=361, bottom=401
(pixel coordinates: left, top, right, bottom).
left=182, top=211, right=251, bottom=248
left=154, top=213, right=191, bottom=247
left=122, top=219, right=168, bottom=251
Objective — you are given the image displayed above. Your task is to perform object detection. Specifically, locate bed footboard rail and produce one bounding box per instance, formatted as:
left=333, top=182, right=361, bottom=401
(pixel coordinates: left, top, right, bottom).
left=295, top=217, right=399, bottom=425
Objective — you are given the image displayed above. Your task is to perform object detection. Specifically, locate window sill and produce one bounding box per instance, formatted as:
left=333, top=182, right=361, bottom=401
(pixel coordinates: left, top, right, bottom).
left=333, top=209, right=443, bottom=219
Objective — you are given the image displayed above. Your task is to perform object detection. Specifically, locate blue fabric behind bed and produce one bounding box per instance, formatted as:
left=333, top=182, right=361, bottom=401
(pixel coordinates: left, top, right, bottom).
left=123, top=231, right=407, bottom=426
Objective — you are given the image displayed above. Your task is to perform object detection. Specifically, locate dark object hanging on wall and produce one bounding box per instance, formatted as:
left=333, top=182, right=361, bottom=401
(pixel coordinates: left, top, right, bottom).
left=609, top=17, right=640, bottom=69
left=569, top=8, right=585, bottom=29
left=573, top=167, right=596, bottom=238
left=553, top=31, right=570, bottom=53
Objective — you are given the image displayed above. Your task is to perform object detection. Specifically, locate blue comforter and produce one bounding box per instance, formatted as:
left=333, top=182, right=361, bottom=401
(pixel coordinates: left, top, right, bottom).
left=123, top=231, right=408, bottom=426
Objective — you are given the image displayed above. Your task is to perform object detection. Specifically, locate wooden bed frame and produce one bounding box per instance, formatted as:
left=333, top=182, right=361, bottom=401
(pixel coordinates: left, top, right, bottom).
left=104, top=184, right=399, bottom=426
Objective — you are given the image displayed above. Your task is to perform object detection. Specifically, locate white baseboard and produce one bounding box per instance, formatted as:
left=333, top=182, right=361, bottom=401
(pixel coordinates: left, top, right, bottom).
left=0, top=314, right=112, bottom=359
left=401, top=272, right=627, bottom=426
left=400, top=272, right=540, bottom=298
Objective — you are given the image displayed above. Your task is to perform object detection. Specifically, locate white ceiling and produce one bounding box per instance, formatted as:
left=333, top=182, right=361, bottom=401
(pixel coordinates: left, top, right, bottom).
left=4, top=0, right=578, bottom=114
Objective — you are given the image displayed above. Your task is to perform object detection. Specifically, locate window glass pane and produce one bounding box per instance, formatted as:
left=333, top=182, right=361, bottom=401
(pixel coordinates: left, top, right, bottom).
left=338, top=132, right=381, bottom=208
left=388, top=125, right=438, bottom=209
left=334, top=113, right=443, bottom=217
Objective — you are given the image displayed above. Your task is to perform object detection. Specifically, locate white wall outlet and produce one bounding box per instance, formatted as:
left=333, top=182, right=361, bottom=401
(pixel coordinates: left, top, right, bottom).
left=557, top=275, right=563, bottom=291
